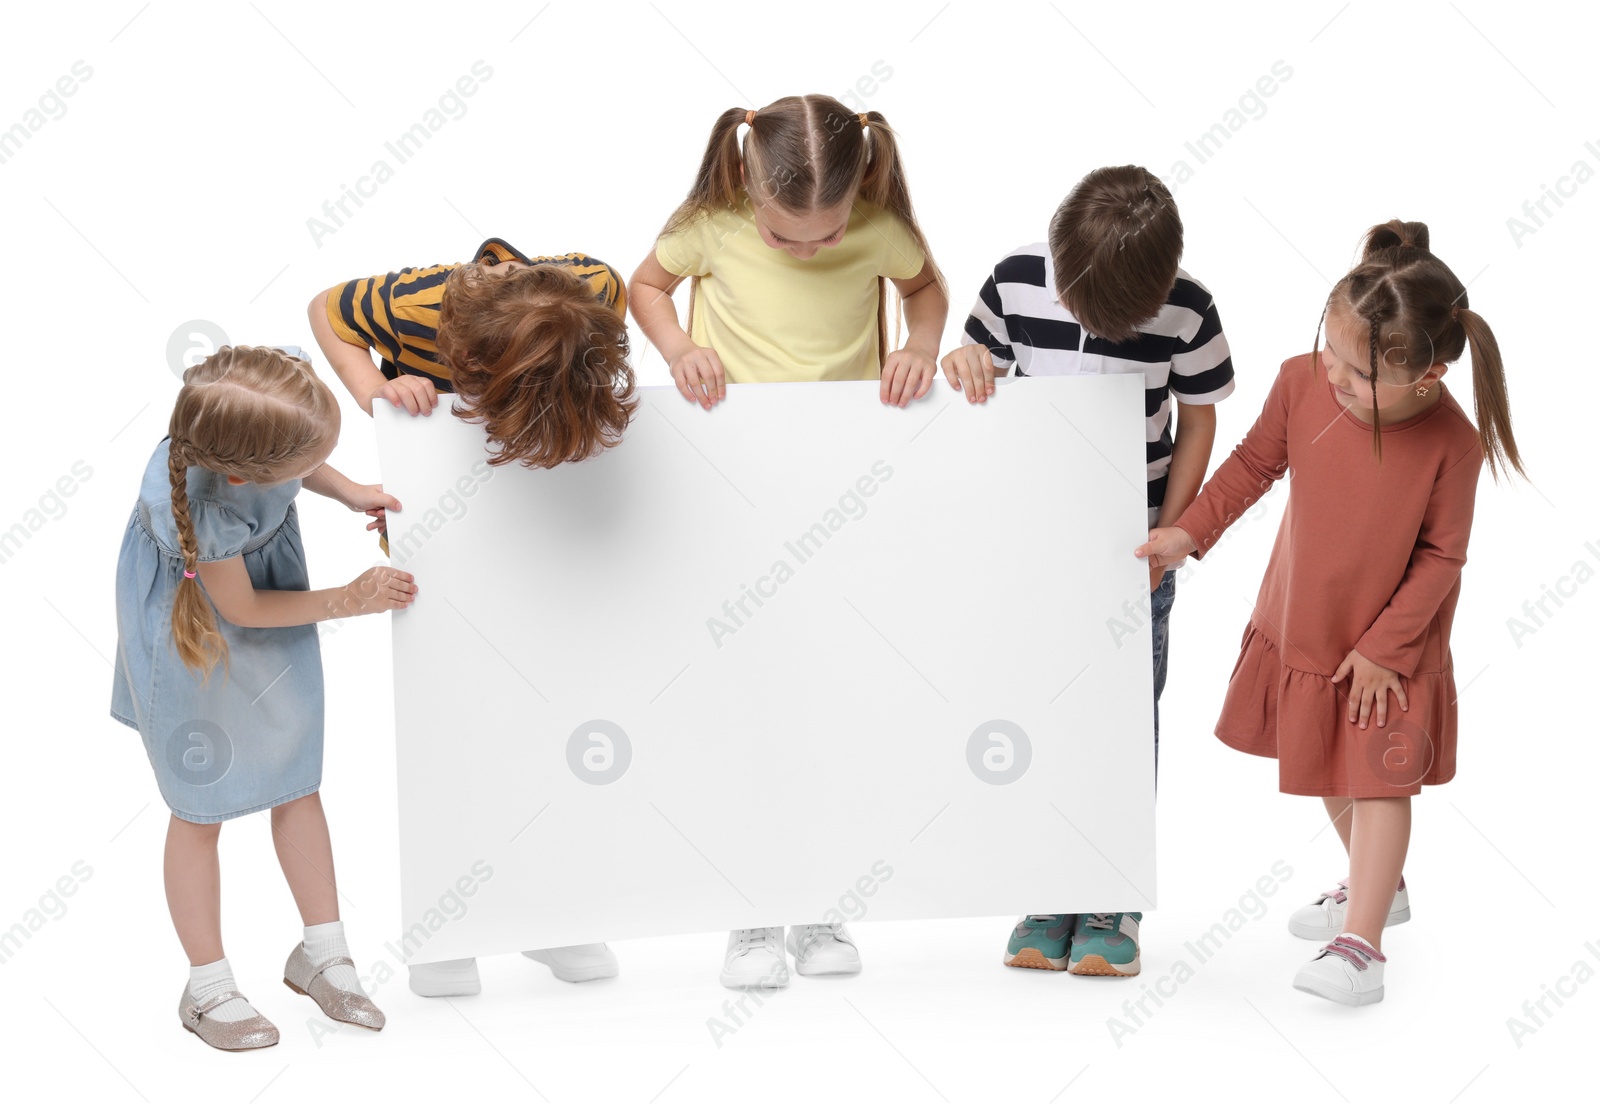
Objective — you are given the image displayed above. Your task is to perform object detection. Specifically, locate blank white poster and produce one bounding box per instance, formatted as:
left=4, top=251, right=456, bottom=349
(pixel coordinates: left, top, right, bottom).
left=376, top=376, right=1155, bottom=961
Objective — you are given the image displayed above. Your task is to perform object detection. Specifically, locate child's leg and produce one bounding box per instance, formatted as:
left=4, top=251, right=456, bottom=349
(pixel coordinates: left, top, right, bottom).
left=1343, top=796, right=1411, bottom=949
left=164, top=814, right=224, bottom=964
left=1149, top=569, right=1176, bottom=783
left=270, top=792, right=338, bottom=925
left=166, top=814, right=279, bottom=1041
left=1320, top=797, right=1354, bottom=853
left=272, top=792, right=378, bottom=1011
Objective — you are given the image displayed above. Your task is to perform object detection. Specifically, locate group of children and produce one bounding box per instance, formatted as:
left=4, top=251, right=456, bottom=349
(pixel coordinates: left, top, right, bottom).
left=112, top=93, right=1522, bottom=1050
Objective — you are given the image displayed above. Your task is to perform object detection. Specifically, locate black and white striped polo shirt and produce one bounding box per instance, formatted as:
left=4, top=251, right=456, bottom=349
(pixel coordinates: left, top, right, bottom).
left=961, top=243, right=1235, bottom=525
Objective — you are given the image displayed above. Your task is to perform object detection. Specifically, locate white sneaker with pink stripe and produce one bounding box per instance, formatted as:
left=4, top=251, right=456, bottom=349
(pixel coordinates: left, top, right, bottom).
left=1293, top=932, right=1386, bottom=1006
left=1288, top=876, right=1410, bottom=941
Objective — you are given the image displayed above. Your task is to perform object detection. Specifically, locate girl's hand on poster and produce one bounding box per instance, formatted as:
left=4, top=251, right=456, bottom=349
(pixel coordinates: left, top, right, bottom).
left=342, top=567, right=418, bottom=616
left=671, top=345, right=727, bottom=409
left=1134, top=527, right=1197, bottom=568
left=344, top=483, right=401, bottom=535
left=881, top=345, right=937, bottom=407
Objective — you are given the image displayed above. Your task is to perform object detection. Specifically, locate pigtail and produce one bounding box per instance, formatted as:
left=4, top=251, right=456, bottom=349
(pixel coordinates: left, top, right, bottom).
left=166, top=438, right=228, bottom=677
left=857, top=111, right=945, bottom=296
left=661, top=108, right=749, bottom=239
left=1457, top=307, right=1524, bottom=481
left=662, top=107, right=749, bottom=341
left=855, top=110, right=943, bottom=365
left=860, top=112, right=891, bottom=367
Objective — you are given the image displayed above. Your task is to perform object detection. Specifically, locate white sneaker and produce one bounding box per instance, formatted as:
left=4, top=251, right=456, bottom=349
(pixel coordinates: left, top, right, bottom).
left=1288, top=876, right=1410, bottom=941
left=787, top=922, right=862, bottom=977
left=522, top=943, right=619, bottom=983
left=1293, top=932, right=1386, bottom=1006
left=408, top=957, right=481, bottom=997
left=720, top=927, right=790, bottom=990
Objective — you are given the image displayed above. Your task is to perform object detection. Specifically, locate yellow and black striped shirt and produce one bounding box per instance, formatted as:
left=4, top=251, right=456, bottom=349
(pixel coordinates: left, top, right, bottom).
left=324, top=238, right=628, bottom=390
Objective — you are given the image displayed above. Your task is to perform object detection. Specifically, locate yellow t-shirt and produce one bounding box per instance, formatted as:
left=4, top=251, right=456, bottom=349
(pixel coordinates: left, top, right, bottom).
left=654, top=196, right=925, bottom=383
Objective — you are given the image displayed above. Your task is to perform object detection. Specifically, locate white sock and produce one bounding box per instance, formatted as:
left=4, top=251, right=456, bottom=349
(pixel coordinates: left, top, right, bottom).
left=189, top=957, right=259, bottom=1022
left=303, top=920, right=366, bottom=994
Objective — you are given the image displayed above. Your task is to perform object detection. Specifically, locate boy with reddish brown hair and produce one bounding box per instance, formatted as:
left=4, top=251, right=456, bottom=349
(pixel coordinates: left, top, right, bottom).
left=310, top=238, right=635, bottom=465
left=306, top=239, right=636, bottom=997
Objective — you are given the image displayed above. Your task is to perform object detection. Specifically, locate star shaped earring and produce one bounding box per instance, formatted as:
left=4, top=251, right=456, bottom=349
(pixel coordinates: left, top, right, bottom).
left=1415, top=385, right=1429, bottom=397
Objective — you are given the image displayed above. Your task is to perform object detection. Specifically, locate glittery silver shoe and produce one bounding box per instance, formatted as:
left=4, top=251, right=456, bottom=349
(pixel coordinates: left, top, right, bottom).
left=178, top=985, right=279, bottom=1051
left=283, top=944, right=386, bottom=1030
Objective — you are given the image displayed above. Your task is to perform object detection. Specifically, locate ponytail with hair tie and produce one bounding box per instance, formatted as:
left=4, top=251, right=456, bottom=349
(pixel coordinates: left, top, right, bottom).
left=1363, top=218, right=1431, bottom=257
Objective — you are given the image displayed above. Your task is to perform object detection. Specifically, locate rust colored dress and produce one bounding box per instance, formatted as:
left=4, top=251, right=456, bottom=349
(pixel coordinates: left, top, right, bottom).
left=1176, top=355, right=1483, bottom=797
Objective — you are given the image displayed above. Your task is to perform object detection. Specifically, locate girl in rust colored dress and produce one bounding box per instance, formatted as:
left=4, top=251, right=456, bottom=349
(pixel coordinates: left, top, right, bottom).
left=1137, top=220, right=1523, bottom=1007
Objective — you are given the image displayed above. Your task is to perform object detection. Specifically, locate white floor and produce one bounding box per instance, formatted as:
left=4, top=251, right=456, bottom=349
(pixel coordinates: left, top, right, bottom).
left=11, top=716, right=1593, bottom=1105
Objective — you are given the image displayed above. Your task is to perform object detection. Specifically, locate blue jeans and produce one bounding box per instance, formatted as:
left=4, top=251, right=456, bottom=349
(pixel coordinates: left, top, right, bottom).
left=1150, top=569, right=1177, bottom=786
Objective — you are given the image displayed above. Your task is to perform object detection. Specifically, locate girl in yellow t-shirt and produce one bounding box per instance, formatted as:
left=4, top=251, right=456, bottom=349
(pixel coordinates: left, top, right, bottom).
left=628, top=94, right=948, bottom=990
left=630, top=93, right=948, bottom=410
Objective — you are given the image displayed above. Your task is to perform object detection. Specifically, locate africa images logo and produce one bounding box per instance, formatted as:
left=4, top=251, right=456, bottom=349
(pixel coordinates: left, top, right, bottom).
left=567, top=719, right=632, bottom=785
left=166, top=719, right=233, bottom=787
left=1364, top=719, right=1433, bottom=788
left=966, top=719, right=1032, bottom=785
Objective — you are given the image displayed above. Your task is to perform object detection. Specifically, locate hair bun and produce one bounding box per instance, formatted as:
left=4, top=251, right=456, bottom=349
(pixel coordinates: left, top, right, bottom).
left=1364, top=219, right=1430, bottom=258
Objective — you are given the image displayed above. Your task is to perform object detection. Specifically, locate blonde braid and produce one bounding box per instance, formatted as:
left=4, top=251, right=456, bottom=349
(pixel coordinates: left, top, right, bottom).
left=167, top=436, right=228, bottom=676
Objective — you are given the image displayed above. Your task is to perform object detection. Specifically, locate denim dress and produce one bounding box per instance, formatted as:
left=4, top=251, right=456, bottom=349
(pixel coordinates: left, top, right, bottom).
left=111, top=438, right=325, bottom=823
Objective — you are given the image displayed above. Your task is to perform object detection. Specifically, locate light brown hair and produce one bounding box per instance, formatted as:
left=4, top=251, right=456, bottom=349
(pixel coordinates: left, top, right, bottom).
left=1313, top=219, right=1523, bottom=480
left=1048, top=166, right=1183, bottom=343
left=661, top=94, right=944, bottom=363
left=167, top=346, right=340, bottom=676
left=439, top=263, right=636, bottom=468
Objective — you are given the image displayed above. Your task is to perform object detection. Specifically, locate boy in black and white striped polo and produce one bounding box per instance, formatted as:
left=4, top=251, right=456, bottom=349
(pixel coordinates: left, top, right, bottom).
left=940, top=165, right=1235, bottom=977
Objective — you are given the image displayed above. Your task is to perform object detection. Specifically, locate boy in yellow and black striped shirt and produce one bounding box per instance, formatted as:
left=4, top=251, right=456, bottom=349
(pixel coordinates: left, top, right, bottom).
left=308, top=235, right=637, bottom=539
left=311, top=237, right=627, bottom=409
left=305, top=238, right=637, bottom=998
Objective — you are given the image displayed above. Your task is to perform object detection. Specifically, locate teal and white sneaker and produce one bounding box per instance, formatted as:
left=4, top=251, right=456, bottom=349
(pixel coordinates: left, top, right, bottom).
left=1003, top=914, right=1073, bottom=970
left=1068, top=912, right=1141, bottom=976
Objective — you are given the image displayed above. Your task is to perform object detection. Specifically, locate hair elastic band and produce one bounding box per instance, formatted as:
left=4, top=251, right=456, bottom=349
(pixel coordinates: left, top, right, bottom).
left=183, top=569, right=197, bottom=579
left=744, top=109, right=755, bottom=125
left=858, top=112, right=868, bottom=127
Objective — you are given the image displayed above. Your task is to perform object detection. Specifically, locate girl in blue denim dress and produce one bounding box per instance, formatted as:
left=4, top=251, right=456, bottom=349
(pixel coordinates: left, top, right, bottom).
left=111, top=346, right=416, bottom=1051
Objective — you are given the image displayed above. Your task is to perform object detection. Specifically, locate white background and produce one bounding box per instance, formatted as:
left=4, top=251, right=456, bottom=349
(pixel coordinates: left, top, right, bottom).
left=1, top=1, right=1593, bottom=1104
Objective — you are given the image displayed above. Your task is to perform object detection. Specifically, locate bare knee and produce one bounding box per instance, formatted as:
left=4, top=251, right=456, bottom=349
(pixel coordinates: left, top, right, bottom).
left=270, top=791, right=323, bottom=823
left=1352, top=796, right=1410, bottom=814
left=169, top=814, right=222, bottom=842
